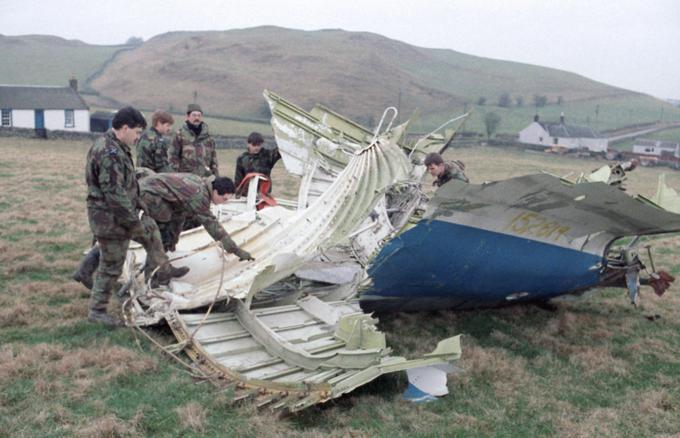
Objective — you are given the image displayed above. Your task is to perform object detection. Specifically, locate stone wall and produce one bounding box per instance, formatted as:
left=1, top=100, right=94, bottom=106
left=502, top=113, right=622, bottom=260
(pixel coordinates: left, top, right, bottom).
left=0, top=127, right=276, bottom=150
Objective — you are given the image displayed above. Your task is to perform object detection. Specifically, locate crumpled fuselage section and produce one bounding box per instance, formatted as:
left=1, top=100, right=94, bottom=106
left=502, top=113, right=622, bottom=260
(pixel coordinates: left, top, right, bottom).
left=122, top=93, right=462, bottom=411
left=362, top=173, right=680, bottom=311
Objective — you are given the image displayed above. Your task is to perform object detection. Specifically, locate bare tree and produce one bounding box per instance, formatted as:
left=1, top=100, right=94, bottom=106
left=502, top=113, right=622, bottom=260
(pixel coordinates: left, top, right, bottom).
left=533, top=94, right=548, bottom=107
left=484, top=112, right=502, bottom=139
left=125, top=36, right=143, bottom=46
left=498, top=93, right=512, bottom=108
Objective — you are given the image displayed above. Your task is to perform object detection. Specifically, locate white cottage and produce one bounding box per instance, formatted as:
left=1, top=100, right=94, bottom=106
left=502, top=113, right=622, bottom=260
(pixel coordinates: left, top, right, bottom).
left=519, top=114, right=608, bottom=153
left=0, top=79, right=90, bottom=132
left=632, top=139, right=680, bottom=158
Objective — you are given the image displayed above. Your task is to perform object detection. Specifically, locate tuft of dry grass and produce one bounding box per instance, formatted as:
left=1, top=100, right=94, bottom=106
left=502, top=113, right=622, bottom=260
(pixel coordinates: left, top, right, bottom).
left=0, top=342, right=157, bottom=392
left=72, top=413, right=141, bottom=438
left=175, top=401, right=207, bottom=433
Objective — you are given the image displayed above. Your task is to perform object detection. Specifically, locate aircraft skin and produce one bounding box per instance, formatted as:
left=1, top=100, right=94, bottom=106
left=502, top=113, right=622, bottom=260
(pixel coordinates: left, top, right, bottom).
left=262, top=91, right=679, bottom=313
left=361, top=174, right=680, bottom=312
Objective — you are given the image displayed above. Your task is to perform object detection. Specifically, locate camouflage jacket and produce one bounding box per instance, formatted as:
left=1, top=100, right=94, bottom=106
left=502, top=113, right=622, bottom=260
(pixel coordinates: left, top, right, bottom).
left=139, top=173, right=230, bottom=244
left=234, top=147, right=281, bottom=189
left=434, top=161, right=469, bottom=187
left=136, top=127, right=172, bottom=172
left=86, top=130, right=142, bottom=239
left=170, top=122, right=218, bottom=177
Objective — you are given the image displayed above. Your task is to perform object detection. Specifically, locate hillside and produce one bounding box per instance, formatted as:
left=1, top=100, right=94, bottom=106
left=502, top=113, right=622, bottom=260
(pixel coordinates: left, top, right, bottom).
left=0, top=34, right=127, bottom=91
left=88, top=26, right=680, bottom=132
left=2, top=27, right=679, bottom=134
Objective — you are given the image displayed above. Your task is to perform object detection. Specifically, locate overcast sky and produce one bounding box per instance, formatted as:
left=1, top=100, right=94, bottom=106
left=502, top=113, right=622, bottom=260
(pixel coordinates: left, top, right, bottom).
left=1, top=0, right=678, bottom=99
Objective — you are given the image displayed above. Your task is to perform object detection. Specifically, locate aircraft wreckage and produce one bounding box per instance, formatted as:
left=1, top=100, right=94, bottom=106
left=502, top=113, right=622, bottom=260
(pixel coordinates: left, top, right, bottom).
left=120, top=91, right=680, bottom=411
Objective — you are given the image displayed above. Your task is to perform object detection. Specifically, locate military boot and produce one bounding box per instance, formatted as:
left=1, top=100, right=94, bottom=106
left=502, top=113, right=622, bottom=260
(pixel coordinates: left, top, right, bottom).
left=88, top=309, right=124, bottom=327
left=72, top=246, right=100, bottom=289
left=149, top=264, right=190, bottom=288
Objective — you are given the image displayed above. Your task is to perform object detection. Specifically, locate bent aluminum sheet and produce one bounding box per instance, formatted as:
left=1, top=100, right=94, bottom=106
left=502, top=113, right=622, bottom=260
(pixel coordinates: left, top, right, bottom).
left=264, top=90, right=446, bottom=207
left=166, top=296, right=461, bottom=412
left=264, top=91, right=436, bottom=262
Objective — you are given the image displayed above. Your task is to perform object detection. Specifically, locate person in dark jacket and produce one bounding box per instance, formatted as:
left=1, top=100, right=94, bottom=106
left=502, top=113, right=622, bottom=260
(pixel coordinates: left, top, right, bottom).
left=234, top=132, right=281, bottom=193
left=83, top=107, right=188, bottom=327
left=170, top=104, right=218, bottom=177
left=424, top=152, right=469, bottom=187
left=136, top=110, right=174, bottom=172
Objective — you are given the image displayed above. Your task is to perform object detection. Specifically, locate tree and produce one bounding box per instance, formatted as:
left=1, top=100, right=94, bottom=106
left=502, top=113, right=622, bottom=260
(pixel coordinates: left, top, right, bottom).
left=484, top=112, right=502, bottom=139
left=557, top=96, right=564, bottom=106
left=477, top=96, right=487, bottom=106
left=515, top=96, right=524, bottom=107
left=533, top=94, right=548, bottom=107
left=257, top=101, right=271, bottom=118
left=498, top=93, right=512, bottom=108
left=126, top=36, right=143, bottom=46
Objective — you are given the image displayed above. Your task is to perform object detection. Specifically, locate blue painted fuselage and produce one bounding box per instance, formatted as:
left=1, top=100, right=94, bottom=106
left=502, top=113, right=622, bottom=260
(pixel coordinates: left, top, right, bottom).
left=363, top=219, right=603, bottom=311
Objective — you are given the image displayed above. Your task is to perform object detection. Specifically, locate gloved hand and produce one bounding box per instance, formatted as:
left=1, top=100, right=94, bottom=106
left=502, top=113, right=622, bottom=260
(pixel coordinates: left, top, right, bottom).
left=234, top=248, right=254, bottom=262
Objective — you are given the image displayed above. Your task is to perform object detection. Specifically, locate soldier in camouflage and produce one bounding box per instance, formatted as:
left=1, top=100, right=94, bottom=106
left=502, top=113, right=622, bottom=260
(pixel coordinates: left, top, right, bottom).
left=170, top=104, right=218, bottom=177
left=136, top=110, right=174, bottom=172
left=234, top=132, right=281, bottom=193
left=138, top=172, right=253, bottom=261
left=84, top=107, right=189, bottom=327
left=424, top=152, right=469, bottom=187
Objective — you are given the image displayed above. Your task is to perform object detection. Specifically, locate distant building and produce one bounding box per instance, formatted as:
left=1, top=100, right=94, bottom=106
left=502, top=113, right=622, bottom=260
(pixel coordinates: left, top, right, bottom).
left=518, top=114, right=608, bottom=153
left=0, top=78, right=90, bottom=133
left=632, top=139, right=679, bottom=158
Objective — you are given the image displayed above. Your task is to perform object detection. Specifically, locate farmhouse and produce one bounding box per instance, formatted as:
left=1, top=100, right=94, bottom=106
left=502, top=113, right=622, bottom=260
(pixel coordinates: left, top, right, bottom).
left=0, top=78, right=89, bottom=133
left=632, top=139, right=680, bottom=158
left=519, top=114, right=608, bottom=153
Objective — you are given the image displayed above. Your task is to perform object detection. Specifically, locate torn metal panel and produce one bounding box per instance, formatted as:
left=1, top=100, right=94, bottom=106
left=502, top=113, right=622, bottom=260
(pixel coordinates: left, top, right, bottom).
left=264, top=91, right=438, bottom=263
left=165, top=298, right=461, bottom=412
left=430, top=174, right=680, bottom=251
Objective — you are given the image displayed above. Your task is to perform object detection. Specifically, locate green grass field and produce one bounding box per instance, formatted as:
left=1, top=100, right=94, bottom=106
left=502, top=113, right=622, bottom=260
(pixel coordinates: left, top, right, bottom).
left=0, top=35, right=125, bottom=90
left=1, top=137, right=679, bottom=437
left=412, top=95, right=680, bottom=137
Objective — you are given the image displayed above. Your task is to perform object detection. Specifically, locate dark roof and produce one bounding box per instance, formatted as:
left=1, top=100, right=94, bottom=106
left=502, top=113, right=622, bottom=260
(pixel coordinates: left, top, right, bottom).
left=0, top=85, right=88, bottom=110
left=538, top=122, right=603, bottom=139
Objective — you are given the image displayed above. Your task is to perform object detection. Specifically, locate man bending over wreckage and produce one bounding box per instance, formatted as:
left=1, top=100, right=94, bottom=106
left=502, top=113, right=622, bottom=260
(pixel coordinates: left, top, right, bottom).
left=73, top=173, right=254, bottom=294
left=80, top=107, right=189, bottom=327
left=137, top=172, right=254, bottom=260
left=424, top=152, right=469, bottom=187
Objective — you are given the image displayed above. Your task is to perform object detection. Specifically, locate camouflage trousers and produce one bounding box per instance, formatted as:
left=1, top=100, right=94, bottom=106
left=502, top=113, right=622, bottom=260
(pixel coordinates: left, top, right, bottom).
left=90, top=214, right=168, bottom=312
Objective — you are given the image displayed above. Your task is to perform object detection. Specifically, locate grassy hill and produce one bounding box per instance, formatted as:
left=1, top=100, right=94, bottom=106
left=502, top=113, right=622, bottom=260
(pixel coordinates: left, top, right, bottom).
left=87, top=26, right=680, bottom=133
left=0, top=34, right=127, bottom=91
left=3, top=27, right=679, bottom=134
